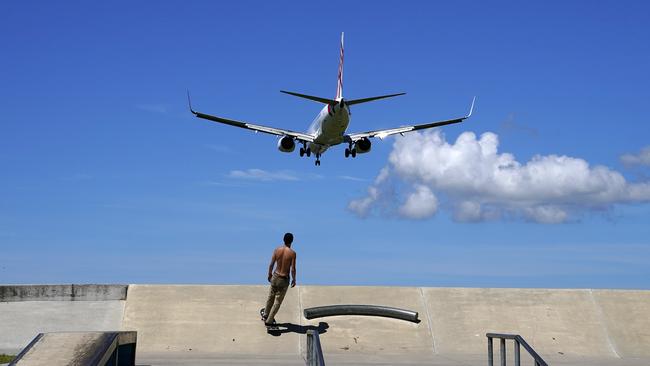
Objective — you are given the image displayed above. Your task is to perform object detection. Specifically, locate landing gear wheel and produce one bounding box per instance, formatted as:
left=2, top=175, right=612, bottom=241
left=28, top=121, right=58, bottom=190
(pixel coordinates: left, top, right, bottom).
left=306, top=148, right=311, bottom=157
left=299, top=147, right=305, bottom=157
left=315, top=160, right=321, bottom=166
left=351, top=149, right=357, bottom=158
left=345, top=148, right=350, bottom=158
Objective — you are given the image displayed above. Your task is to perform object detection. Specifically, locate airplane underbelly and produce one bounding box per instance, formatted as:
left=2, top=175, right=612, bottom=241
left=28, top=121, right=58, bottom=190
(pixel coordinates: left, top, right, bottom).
left=309, top=143, right=327, bottom=155
left=317, top=114, right=348, bottom=145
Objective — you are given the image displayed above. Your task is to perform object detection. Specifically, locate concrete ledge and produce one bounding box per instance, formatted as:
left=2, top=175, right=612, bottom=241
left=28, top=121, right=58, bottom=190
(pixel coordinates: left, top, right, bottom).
left=0, top=300, right=127, bottom=353
left=10, top=331, right=137, bottom=366
left=0, top=285, right=128, bottom=302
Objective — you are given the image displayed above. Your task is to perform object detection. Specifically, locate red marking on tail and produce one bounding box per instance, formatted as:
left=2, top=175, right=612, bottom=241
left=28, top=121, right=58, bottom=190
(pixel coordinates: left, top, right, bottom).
left=336, top=33, right=344, bottom=100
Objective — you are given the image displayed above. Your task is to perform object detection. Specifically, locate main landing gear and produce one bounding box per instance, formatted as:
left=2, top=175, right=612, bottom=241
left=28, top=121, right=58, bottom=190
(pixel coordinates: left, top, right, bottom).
left=345, top=142, right=357, bottom=158
left=299, top=142, right=319, bottom=165
left=299, top=145, right=311, bottom=157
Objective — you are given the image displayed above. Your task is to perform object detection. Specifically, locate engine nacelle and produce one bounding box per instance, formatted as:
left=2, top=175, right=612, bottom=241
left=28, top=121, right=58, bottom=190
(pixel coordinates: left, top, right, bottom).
left=277, top=136, right=295, bottom=153
left=355, top=137, right=372, bottom=154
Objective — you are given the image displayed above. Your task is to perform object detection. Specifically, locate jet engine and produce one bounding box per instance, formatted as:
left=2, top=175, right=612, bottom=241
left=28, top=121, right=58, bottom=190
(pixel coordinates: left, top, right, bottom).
left=354, top=137, right=372, bottom=154
left=277, top=136, right=296, bottom=153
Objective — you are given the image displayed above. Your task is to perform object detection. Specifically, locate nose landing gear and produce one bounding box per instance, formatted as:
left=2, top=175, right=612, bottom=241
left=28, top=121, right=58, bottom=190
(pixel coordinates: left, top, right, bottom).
left=315, top=153, right=321, bottom=166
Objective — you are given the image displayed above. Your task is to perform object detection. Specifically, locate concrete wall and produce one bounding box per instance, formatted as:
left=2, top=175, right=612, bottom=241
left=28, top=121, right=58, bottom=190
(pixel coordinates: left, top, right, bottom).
left=0, top=285, right=127, bottom=302
left=0, top=301, right=125, bottom=354
left=3, top=285, right=650, bottom=363
left=423, top=288, right=617, bottom=357
left=0, top=284, right=127, bottom=354
left=299, top=286, right=433, bottom=362
left=122, top=285, right=302, bottom=356
left=122, top=285, right=650, bottom=363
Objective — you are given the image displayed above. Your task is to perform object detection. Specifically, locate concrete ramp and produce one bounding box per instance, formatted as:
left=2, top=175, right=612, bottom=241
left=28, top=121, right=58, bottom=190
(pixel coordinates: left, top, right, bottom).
left=10, top=331, right=136, bottom=366
left=120, top=285, right=650, bottom=365
left=3, top=285, right=650, bottom=365
left=122, top=285, right=303, bottom=359
left=592, top=290, right=650, bottom=358
left=422, top=288, right=616, bottom=358
left=300, top=286, right=433, bottom=362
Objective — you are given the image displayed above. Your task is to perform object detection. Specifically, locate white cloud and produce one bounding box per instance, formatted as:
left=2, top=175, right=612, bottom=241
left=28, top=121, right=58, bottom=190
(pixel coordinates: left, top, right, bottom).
left=347, top=168, right=395, bottom=218
left=338, top=175, right=367, bottom=182
left=621, top=146, right=650, bottom=167
left=348, top=186, right=381, bottom=218
left=398, top=185, right=438, bottom=219
left=453, top=200, right=488, bottom=222
left=228, top=169, right=300, bottom=182
left=349, top=130, right=650, bottom=223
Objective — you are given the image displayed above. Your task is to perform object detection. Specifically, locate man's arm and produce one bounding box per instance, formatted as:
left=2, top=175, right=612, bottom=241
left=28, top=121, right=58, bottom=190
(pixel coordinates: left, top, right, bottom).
left=290, top=252, right=297, bottom=288
left=268, top=250, right=277, bottom=282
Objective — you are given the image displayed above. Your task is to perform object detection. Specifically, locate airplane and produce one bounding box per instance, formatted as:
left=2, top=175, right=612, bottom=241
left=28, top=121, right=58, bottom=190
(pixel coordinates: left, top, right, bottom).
left=188, top=33, right=475, bottom=166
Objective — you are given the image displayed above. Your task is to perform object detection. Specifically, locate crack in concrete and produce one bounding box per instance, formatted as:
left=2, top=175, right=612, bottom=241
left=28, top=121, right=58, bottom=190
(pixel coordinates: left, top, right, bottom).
left=419, top=287, right=436, bottom=355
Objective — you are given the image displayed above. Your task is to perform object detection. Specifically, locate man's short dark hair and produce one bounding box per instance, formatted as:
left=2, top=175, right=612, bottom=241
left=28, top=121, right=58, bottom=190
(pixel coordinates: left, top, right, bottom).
left=283, top=232, right=294, bottom=245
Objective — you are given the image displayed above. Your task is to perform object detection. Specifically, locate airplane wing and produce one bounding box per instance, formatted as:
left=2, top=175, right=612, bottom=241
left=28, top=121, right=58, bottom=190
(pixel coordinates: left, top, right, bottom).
left=346, top=97, right=475, bottom=141
left=187, top=92, right=315, bottom=143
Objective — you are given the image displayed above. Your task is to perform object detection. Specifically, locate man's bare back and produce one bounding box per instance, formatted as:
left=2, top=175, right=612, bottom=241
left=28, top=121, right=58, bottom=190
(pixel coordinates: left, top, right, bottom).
left=272, top=245, right=296, bottom=278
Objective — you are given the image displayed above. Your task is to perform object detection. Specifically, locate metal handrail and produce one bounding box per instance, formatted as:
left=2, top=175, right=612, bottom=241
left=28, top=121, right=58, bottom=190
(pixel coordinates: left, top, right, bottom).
left=486, top=333, right=548, bottom=366
left=306, top=329, right=326, bottom=366
left=304, top=304, right=419, bottom=323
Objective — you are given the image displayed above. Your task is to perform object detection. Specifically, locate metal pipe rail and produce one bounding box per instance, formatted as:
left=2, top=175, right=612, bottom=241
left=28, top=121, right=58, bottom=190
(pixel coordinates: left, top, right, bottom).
left=306, top=329, right=326, bottom=366
left=303, top=305, right=419, bottom=323
left=486, top=333, right=548, bottom=366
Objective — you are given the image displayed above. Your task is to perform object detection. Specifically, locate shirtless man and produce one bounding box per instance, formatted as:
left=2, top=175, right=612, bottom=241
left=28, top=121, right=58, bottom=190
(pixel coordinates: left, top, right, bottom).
left=262, top=232, right=297, bottom=326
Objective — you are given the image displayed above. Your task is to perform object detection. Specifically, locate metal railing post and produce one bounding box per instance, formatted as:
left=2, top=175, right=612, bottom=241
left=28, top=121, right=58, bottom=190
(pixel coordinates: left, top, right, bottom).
left=487, top=336, right=493, bottom=366
left=486, top=333, right=548, bottom=366
left=306, top=329, right=326, bottom=366
left=306, top=330, right=315, bottom=365
left=500, top=338, right=506, bottom=366
left=514, top=339, right=520, bottom=366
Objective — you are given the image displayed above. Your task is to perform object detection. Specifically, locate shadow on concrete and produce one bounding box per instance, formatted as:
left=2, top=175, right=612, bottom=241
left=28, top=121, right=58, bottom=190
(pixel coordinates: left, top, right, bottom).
left=267, top=322, right=329, bottom=337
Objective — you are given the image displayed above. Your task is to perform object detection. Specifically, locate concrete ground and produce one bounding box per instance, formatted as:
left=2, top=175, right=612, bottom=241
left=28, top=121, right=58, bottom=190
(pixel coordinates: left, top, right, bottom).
left=2, top=285, right=650, bottom=365
left=132, top=353, right=650, bottom=366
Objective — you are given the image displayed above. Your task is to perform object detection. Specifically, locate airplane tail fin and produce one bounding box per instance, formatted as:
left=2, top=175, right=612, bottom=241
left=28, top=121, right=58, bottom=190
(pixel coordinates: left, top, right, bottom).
left=336, top=32, right=344, bottom=100
left=282, top=33, right=405, bottom=107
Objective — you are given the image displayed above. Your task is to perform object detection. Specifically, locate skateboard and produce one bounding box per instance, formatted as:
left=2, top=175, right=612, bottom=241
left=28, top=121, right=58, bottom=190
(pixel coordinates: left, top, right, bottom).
left=260, top=308, right=279, bottom=331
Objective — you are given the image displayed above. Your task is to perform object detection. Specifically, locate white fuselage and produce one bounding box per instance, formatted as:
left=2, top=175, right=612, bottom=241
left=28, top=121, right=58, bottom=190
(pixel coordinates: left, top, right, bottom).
left=306, top=101, right=350, bottom=155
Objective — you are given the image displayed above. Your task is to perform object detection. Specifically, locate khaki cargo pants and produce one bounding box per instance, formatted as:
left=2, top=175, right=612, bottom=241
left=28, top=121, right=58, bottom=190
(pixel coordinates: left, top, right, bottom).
left=264, top=273, right=290, bottom=323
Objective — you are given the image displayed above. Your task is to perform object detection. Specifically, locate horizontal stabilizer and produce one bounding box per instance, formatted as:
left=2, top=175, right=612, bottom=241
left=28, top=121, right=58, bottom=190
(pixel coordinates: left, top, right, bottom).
left=280, top=90, right=337, bottom=105
left=346, top=92, right=406, bottom=106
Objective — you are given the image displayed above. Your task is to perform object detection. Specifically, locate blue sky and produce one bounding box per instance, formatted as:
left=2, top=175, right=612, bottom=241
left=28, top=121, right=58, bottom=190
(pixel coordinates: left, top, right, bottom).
left=2, top=1, right=649, bottom=288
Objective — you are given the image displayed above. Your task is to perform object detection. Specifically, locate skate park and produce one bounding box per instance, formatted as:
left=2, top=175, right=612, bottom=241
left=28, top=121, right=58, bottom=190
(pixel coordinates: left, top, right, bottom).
left=2, top=284, right=650, bottom=365
left=4, top=2, right=650, bottom=366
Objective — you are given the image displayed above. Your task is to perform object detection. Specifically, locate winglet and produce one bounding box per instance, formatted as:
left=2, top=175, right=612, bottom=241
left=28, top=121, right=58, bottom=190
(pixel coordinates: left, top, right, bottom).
left=187, top=90, right=197, bottom=115
left=466, top=96, right=476, bottom=118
